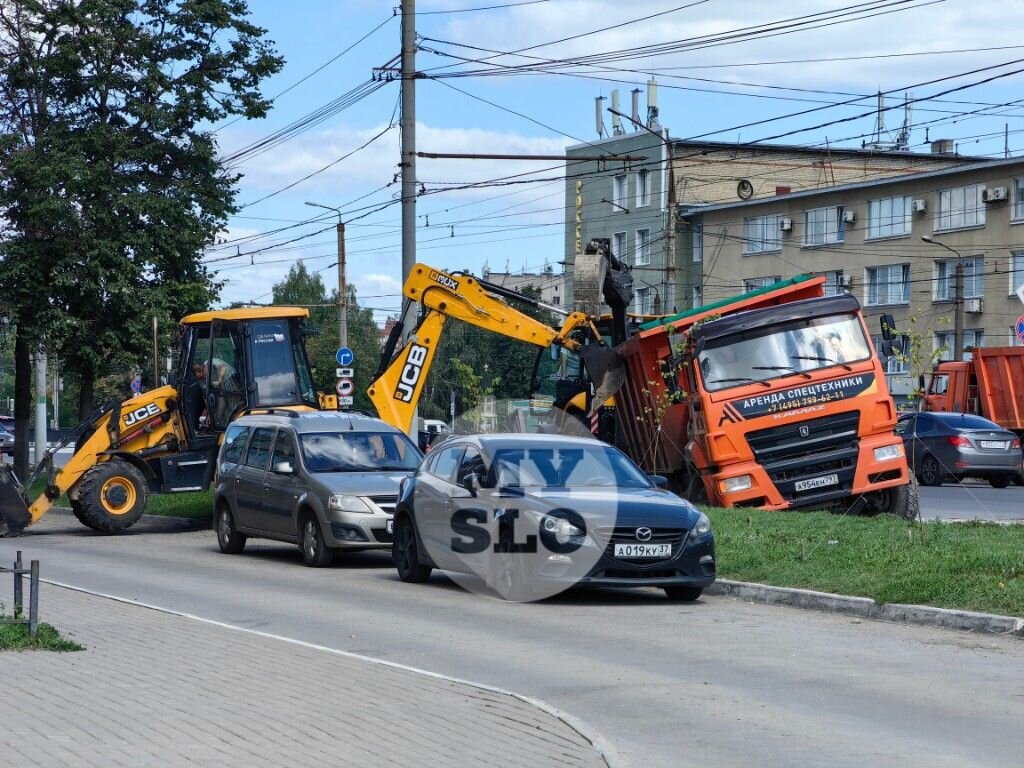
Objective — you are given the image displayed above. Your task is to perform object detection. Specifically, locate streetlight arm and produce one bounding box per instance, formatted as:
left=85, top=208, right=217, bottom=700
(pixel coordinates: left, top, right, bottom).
left=920, top=236, right=961, bottom=259
left=305, top=200, right=343, bottom=222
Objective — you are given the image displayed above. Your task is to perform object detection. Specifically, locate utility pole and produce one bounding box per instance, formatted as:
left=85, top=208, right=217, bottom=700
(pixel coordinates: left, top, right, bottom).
left=33, top=349, right=46, bottom=466
left=305, top=201, right=347, bottom=348
left=152, top=316, right=159, bottom=389
left=921, top=236, right=965, bottom=361
left=401, top=0, right=417, bottom=436
left=51, top=354, right=59, bottom=430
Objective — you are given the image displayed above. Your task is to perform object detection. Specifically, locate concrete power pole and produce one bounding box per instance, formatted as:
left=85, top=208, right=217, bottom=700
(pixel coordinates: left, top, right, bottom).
left=400, top=0, right=417, bottom=435
left=953, top=259, right=965, bottom=362
left=34, top=349, right=46, bottom=466
left=337, top=220, right=348, bottom=348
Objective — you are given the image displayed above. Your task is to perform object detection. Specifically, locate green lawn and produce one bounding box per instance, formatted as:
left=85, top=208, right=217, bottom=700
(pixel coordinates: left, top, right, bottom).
left=145, top=490, right=213, bottom=520
left=0, top=615, right=84, bottom=652
left=707, top=507, right=1024, bottom=617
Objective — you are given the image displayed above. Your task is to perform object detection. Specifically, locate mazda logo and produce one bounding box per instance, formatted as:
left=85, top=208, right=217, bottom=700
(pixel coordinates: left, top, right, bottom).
left=799, top=425, right=810, bottom=438
left=635, top=527, right=653, bottom=542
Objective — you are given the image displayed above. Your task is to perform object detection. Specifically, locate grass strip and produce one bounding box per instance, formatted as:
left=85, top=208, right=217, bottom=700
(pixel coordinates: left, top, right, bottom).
left=707, top=507, right=1024, bottom=617
left=0, top=614, right=84, bottom=652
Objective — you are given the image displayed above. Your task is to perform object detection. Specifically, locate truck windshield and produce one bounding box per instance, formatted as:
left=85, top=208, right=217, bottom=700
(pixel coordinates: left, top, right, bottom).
left=698, top=313, right=871, bottom=392
left=249, top=319, right=318, bottom=408
left=300, top=432, right=422, bottom=472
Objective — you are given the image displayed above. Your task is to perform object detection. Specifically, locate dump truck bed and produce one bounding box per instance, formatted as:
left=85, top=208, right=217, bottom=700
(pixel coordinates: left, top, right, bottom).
left=973, top=347, right=1024, bottom=431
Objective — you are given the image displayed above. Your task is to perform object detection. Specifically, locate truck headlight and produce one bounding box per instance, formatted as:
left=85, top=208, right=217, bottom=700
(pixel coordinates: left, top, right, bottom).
left=873, top=444, right=904, bottom=462
left=720, top=475, right=752, bottom=493
left=694, top=512, right=712, bottom=536
left=329, top=495, right=371, bottom=513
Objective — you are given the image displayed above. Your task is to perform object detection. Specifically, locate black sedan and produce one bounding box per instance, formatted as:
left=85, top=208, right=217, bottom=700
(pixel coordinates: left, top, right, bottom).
left=391, top=433, right=716, bottom=601
left=896, top=412, right=1022, bottom=488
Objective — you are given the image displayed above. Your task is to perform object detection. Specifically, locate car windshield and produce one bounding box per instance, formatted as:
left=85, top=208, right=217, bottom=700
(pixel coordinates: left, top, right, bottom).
left=489, top=445, right=651, bottom=489
left=698, top=312, right=872, bottom=392
left=935, top=413, right=1003, bottom=431
left=300, top=431, right=421, bottom=472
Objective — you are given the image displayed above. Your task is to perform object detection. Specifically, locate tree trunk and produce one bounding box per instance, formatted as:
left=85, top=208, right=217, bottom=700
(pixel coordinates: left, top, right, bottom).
left=13, top=329, right=31, bottom=478
left=78, top=368, right=95, bottom=422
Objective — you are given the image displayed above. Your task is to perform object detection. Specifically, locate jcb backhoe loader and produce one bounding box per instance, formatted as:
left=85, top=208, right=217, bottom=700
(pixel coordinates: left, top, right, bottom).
left=367, top=240, right=634, bottom=436
left=0, top=307, right=320, bottom=536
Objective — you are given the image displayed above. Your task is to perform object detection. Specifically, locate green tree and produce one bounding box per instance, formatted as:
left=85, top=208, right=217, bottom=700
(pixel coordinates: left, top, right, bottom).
left=0, top=0, right=282, bottom=474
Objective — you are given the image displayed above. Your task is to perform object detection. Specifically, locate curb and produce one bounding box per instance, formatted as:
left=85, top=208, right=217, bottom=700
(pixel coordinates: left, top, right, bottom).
left=706, top=579, right=1024, bottom=637
left=50, top=506, right=211, bottom=531
left=42, top=580, right=624, bottom=768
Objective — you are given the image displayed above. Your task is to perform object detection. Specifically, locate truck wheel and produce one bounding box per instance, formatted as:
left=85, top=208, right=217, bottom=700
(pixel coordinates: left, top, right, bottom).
left=881, top=476, right=919, bottom=520
left=683, top=469, right=709, bottom=505
left=74, top=460, right=148, bottom=533
left=917, top=455, right=943, bottom=487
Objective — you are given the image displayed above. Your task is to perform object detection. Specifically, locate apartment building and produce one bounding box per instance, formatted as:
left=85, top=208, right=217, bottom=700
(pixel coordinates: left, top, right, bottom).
left=681, top=156, right=1024, bottom=395
left=481, top=263, right=565, bottom=307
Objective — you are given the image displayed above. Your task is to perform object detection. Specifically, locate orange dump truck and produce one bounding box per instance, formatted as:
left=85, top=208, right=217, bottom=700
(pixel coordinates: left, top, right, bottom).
left=922, top=347, right=1024, bottom=479
left=614, top=275, right=916, bottom=516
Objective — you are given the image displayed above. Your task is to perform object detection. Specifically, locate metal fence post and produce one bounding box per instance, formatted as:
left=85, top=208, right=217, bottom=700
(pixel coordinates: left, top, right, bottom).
left=13, top=550, right=23, bottom=618
left=29, top=560, right=39, bottom=639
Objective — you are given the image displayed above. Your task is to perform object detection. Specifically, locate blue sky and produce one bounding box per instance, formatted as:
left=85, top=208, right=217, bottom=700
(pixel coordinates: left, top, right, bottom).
left=207, top=0, right=1024, bottom=320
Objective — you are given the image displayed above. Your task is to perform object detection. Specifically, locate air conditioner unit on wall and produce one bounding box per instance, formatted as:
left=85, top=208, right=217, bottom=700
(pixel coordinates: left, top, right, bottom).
left=912, top=199, right=927, bottom=213
left=779, top=217, right=793, bottom=232
left=842, top=209, right=856, bottom=224
left=982, top=186, right=1008, bottom=203
left=964, top=297, right=983, bottom=313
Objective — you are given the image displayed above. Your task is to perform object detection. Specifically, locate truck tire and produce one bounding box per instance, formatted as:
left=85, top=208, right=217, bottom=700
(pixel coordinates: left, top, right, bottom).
left=875, top=476, right=920, bottom=520
left=74, top=460, right=148, bottom=533
left=683, top=470, right=709, bottom=505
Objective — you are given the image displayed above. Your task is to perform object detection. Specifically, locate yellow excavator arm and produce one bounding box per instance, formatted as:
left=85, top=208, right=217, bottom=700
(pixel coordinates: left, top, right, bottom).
left=367, top=263, right=625, bottom=435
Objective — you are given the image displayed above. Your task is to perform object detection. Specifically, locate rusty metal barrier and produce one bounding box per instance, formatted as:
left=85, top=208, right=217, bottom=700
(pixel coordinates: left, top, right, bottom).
left=1, top=551, right=39, bottom=638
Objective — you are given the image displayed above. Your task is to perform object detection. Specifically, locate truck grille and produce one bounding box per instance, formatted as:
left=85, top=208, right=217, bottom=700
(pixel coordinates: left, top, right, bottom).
left=746, top=411, right=861, bottom=504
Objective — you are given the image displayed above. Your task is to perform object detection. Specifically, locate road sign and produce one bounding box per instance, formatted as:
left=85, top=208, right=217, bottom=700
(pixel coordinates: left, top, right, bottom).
left=337, top=395, right=354, bottom=407
left=336, top=367, right=354, bottom=378
left=336, top=347, right=354, bottom=366
left=336, top=378, right=354, bottom=397
left=1016, top=315, right=1024, bottom=345
left=130, top=376, right=142, bottom=394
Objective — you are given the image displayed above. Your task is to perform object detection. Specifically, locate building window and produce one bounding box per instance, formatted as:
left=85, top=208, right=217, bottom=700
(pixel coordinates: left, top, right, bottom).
left=866, top=264, right=910, bottom=305
left=935, top=329, right=985, bottom=361
left=935, top=256, right=983, bottom=300
left=1014, top=177, right=1024, bottom=220
left=743, top=276, right=781, bottom=292
left=743, top=214, right=781, bottom=254
left=550, top=295, right=560, bottom=306
left=936, top=184, right=985, bottom=230
left=867, top=196, right=911, bottom=239
left=692, top=285, right=703, bottom=307
left=692, top=224, right=703, bottom=263
left=871, top=334, right=908, bottom=373
left=635, top=228, right=651, bottom=266
left=635, top=169, right=650, bottom=208
left=804, top=206, right=845, bottom=246
left=612, top=231, right=626, bottom=262
left=635, top=287, right=652, bottom=314
left=612, top=175, right=627, bottom=212
left=1011, top=251, right=1024, bottom=295
left=821, top=270, right=847, bottom=297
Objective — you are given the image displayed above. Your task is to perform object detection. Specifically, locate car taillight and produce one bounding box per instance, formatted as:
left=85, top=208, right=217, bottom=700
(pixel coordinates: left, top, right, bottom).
left=1012, top=438, right=1022, bottom=449
left=947, top=436, right=971, bottom=447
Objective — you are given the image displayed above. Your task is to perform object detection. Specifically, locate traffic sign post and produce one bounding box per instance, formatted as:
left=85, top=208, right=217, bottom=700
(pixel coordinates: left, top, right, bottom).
left=336, top=347, right=354, bottom=367
left=336, top=378, right=354, bottom=397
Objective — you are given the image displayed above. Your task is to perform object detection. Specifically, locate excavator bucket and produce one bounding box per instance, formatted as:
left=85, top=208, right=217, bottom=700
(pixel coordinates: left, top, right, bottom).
left=580, top=345, right=626, bottom=413
left=0, top=465, right=31, bottom=537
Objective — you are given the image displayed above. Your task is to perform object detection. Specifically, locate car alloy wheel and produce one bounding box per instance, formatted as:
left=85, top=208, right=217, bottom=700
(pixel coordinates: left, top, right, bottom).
left=393, top=516, right=431, bottom=583
left=216, top=506, right=245, bottom=554
left=300, top=516, right=333, bottom=567
left=918, top=455, right=942, bottom=487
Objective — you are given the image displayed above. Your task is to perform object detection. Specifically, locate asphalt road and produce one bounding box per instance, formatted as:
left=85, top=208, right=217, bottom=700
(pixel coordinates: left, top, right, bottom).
left=3, top=513, right=1022, bottom=768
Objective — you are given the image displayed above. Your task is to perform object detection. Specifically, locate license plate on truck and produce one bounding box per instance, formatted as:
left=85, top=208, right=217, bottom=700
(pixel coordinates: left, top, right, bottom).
left=614, top=543, right=671, bottom=558
left=794, top=473, right=839, bottom=492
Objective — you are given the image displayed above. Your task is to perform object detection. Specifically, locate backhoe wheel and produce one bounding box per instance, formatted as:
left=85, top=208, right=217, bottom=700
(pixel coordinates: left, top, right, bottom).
left=75, top=460, right=148, bottom=533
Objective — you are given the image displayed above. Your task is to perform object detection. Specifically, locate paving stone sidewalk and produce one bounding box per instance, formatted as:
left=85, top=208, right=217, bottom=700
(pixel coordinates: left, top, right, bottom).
left=0, top=584, right=608, bottom=768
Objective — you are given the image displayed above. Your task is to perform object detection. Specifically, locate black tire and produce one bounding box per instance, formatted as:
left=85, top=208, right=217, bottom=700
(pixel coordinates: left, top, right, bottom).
left=299, top=513, right=333, bottom=568
left=74, top=460, right=148, bottom=533
left=989, top=475, right=1012, bottom=489
left=917, top=455, right=943, bottom=487
left=664, top=586, right=703, bottom=601
left=392, top=514, right=432, bottom=583
left=216, top=503, right=246, bottom=554
left=69, top=499, right=94, bottom=529
left=880, top=475, right=920, bottom=520
left=683, top=468, right=709, bottom=505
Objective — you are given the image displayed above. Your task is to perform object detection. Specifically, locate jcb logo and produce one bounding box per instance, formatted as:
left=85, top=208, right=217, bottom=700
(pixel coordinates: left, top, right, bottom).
left=124, top=403, right=161, bottom=427
left=429, top=271, right=459, bottom=291
left=395, top=345, right=428, bottom=403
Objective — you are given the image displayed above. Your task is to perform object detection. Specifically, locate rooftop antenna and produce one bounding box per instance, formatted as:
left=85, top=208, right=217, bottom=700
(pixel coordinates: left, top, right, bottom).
left=630, top=88, right=641, bottom=128
left=646, top=78, right=660, bottom=129
left=610, top=90, right=624, bottom=135
left=595, top=95, right=607, bottom=138
left=893, top=92, right=912, bottom=151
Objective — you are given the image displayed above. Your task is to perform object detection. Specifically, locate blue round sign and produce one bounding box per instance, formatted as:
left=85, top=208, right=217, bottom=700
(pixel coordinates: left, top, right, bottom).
left=130, top=376, right=142, bottom=394
left=1016, top=315, right=1024, bottom=345
left=336, top=347, right=354, bottom=366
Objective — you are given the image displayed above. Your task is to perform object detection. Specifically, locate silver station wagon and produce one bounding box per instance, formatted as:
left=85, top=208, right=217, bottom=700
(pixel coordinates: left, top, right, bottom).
left=213, top=410, right=422, bottom=566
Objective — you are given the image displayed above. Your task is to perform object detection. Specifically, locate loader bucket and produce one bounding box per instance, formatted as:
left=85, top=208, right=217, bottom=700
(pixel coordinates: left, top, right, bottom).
left=0, top=465, right=31, bottom=537
left=580, top=345, right=627, bottom=413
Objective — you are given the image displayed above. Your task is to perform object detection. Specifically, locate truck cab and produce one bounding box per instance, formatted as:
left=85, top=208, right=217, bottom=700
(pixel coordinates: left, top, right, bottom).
left=922, top=360, right=975, bottom=414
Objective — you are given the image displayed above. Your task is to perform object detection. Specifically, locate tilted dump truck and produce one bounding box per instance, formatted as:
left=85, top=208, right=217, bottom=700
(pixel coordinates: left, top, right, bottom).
left=921, top=346, right=1024, bottom=482
left=613, top=275, right=917, bottom=517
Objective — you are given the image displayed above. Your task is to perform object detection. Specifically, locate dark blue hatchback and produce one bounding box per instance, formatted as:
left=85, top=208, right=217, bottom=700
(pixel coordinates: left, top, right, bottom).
left=391, top=433, right=716, bottom=602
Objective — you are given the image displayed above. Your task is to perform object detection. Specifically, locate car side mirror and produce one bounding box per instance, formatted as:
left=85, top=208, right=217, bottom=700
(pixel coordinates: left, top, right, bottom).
left=649, top=474, right=669, bottom=489
left=273, top=461, right=294, bottom=475
left=448, top=482, right=474, bottom=499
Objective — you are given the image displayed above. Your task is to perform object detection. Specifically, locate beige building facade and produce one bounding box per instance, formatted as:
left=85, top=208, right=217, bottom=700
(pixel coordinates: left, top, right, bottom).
left=682, top=156, right=1024, bottom=395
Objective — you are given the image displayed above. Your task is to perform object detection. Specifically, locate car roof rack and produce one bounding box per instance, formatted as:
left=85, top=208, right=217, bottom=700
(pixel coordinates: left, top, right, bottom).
left=239, top=408, right=300, bottom=418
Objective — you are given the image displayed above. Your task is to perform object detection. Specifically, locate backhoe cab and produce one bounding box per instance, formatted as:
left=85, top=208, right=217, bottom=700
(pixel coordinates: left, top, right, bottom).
left=0, top=308, right=318, bottom=537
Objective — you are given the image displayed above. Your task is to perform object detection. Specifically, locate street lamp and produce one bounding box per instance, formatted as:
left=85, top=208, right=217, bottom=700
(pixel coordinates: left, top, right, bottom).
left=921, top=235, right=964, bottom=362
left=305, top=201, right=347, bottom=349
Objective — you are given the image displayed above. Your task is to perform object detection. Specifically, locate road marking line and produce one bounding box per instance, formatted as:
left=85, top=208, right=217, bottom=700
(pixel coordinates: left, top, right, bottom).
left=42, top=578, right=623, bottom=768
